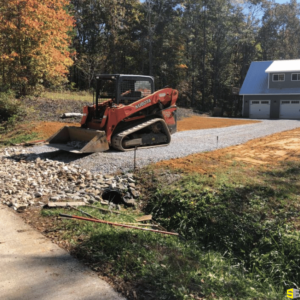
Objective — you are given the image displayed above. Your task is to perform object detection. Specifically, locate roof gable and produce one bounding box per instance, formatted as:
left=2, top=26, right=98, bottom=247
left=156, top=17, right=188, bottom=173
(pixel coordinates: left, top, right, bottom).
left=240, top=61, right=272, bottom=95
left=240, top=60, right=300, bottom=95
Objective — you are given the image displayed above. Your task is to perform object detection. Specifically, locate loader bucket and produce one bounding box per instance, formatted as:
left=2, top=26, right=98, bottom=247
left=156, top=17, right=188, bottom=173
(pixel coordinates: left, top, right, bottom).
left=46, top=126, right=109, bottom=153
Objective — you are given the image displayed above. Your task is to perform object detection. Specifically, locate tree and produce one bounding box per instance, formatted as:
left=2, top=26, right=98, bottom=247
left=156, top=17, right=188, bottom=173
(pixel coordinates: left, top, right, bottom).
left=70, top=0, right=143, bottom=89
left=141, top=0, right=182, bottom=87
left=259, top=1, right=300, bottom=61
left=0, top=0, right=75, bottom=95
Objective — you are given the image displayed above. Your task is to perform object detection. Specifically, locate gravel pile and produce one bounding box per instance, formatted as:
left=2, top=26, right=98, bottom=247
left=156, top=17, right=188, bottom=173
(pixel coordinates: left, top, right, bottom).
left=0, top=148, right=140, bottom=212
left=29, top=119, right=300, bottom=175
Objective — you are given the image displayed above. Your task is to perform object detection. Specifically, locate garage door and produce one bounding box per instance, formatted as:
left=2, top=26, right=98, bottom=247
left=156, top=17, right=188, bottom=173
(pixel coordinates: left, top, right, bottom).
left=280, top=100, right=300, bottom=119
left=249, top=100, right=270, bottom=119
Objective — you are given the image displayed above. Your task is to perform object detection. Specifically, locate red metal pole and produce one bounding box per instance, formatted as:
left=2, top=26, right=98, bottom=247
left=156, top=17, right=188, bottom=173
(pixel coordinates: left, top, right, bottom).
left=59, top=213, right=179, bottom=236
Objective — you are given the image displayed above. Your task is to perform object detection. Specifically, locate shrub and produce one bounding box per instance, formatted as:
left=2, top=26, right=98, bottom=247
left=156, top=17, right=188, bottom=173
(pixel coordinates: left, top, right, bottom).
left=0, top=90, right=26, bottom=131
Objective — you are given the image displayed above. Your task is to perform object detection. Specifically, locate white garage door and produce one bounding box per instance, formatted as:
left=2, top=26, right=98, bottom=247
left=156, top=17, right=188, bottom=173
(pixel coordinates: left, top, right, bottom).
left=249, top=100, right=270, bottom=119
left=280, top=100, right=300, bottom=119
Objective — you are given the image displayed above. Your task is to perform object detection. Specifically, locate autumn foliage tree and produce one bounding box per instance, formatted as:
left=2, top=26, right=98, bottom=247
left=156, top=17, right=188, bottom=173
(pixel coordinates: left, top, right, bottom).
left=0, top=0, right=75, bottom=95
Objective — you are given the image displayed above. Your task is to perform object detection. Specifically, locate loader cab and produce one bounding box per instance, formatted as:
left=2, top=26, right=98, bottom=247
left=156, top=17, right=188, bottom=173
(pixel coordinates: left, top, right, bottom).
left=95, top=74, right=155, bottom=106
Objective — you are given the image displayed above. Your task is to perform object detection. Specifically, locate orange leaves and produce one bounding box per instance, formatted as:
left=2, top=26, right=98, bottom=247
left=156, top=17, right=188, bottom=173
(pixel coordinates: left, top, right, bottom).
left=0, top=0, right=75, bottom=94
left=0, top=54, right=10, bottom=60
left=176, top=64, right=188, bottom=69
left=0, top=52, right=19, bottom=61
left=10, top=52, right=19, bottom=58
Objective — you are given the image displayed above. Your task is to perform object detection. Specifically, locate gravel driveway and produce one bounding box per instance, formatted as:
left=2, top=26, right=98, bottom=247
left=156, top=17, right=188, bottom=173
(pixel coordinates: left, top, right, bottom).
left=30, top=120, right=300, bottom=174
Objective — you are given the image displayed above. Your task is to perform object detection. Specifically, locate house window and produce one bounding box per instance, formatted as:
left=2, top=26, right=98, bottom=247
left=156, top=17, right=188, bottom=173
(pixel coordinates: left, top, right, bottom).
left=291, top=73, right=300, bottom=81
left=273, top=74, right=285, bottom=81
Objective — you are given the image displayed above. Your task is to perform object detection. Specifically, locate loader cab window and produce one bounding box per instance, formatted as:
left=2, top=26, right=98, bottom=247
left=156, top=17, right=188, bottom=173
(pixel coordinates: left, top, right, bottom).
left=120, top=79, right=152, bottom=105
left=98, top=79, right=116, bottom=102
left=135, top=81, right=152, bottom=97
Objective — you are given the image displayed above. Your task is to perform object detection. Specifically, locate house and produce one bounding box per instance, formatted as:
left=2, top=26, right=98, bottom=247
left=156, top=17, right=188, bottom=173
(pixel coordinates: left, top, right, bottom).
left=239, top=59, right=300, bottom=119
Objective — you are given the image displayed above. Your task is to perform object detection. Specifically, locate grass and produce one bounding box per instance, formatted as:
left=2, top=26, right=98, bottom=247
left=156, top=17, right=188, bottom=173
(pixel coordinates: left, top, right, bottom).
left=0, top=90, right=40, bottom=146
left=0, top=132, right=39, bottom=145
left=142, top=162, right=300, bottom=298
left=42, top=90, right=93, bottom=102
left=42, top=204, right=271, bottom=299
left=37, top=160, right=300, bottom=300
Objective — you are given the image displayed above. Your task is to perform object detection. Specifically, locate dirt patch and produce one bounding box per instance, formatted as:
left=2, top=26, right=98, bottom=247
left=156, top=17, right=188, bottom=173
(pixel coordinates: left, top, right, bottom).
left=0, top=121, right=80, bottom=143
left=32, top=121, right=80, bottom=139
left=23, top=97, right=91, bottom=123
left=156, top=127, right=300, bottom=174
left=177, top=116, right=260, bottom=131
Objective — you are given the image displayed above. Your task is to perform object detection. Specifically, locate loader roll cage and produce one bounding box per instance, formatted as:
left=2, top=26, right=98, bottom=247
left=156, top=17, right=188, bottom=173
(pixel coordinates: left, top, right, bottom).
left=95, top=74, right=155, bottom=109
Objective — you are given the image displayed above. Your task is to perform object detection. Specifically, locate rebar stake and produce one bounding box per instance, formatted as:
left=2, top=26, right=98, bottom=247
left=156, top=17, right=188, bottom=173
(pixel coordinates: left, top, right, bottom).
left=134, top=146, right=137, bottom=171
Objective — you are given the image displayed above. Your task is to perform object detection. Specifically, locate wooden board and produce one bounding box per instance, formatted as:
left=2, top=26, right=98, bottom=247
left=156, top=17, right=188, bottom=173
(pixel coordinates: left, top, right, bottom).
left=136, top=215, right=152, bottom=222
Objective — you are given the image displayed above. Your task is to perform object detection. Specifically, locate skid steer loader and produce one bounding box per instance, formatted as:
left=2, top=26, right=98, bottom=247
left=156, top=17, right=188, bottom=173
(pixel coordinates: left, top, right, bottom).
left=47, top=74, right=178, bottom=153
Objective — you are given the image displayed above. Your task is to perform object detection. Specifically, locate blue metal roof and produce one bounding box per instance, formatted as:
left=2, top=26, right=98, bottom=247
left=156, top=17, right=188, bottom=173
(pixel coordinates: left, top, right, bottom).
left=239, top=61, right=300, bottom=95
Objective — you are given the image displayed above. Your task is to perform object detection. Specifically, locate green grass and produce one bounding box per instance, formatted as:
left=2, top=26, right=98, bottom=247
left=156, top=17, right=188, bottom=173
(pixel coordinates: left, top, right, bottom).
left=141, top=163, right=300, bottom=299
left=0, top=132, right=39, bottom=146
left=42, top=91, right=93, bottom=102
left=42, top=204, right=275, bottom=299
left=39, top=161, right=300, bottom=299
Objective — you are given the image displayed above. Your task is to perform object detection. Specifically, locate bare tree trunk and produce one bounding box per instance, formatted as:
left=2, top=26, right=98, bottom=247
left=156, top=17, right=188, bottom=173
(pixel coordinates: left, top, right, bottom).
left=192, top=75, right=195, bottom=107
left=2, top=63, right=5, bottom=85
left=202, top=1, right=206, bottom=110
left=147, top=0, right=153, bottom=76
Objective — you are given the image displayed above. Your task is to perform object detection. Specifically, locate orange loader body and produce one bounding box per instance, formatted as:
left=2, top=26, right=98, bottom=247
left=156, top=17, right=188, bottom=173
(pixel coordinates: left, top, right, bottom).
left=81, top=87, right=178, bottom=145
left=47, top=75, right=178, bottom=153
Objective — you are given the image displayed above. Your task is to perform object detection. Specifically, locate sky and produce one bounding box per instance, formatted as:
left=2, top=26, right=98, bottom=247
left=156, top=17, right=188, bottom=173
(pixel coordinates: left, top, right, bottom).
left=140, top=0, right=296, bottom=3
left=274, top=0, right=297, bottom=3
left=275, top=0, right=299, bottom=4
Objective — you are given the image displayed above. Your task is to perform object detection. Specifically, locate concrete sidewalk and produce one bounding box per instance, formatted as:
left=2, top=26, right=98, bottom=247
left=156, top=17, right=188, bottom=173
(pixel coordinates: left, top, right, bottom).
left=0, top=204, right=126, bottom=300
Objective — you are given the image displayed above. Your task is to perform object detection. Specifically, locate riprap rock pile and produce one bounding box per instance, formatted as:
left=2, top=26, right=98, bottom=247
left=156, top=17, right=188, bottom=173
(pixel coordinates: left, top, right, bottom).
left=0, top=147, right=139, bottom=212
